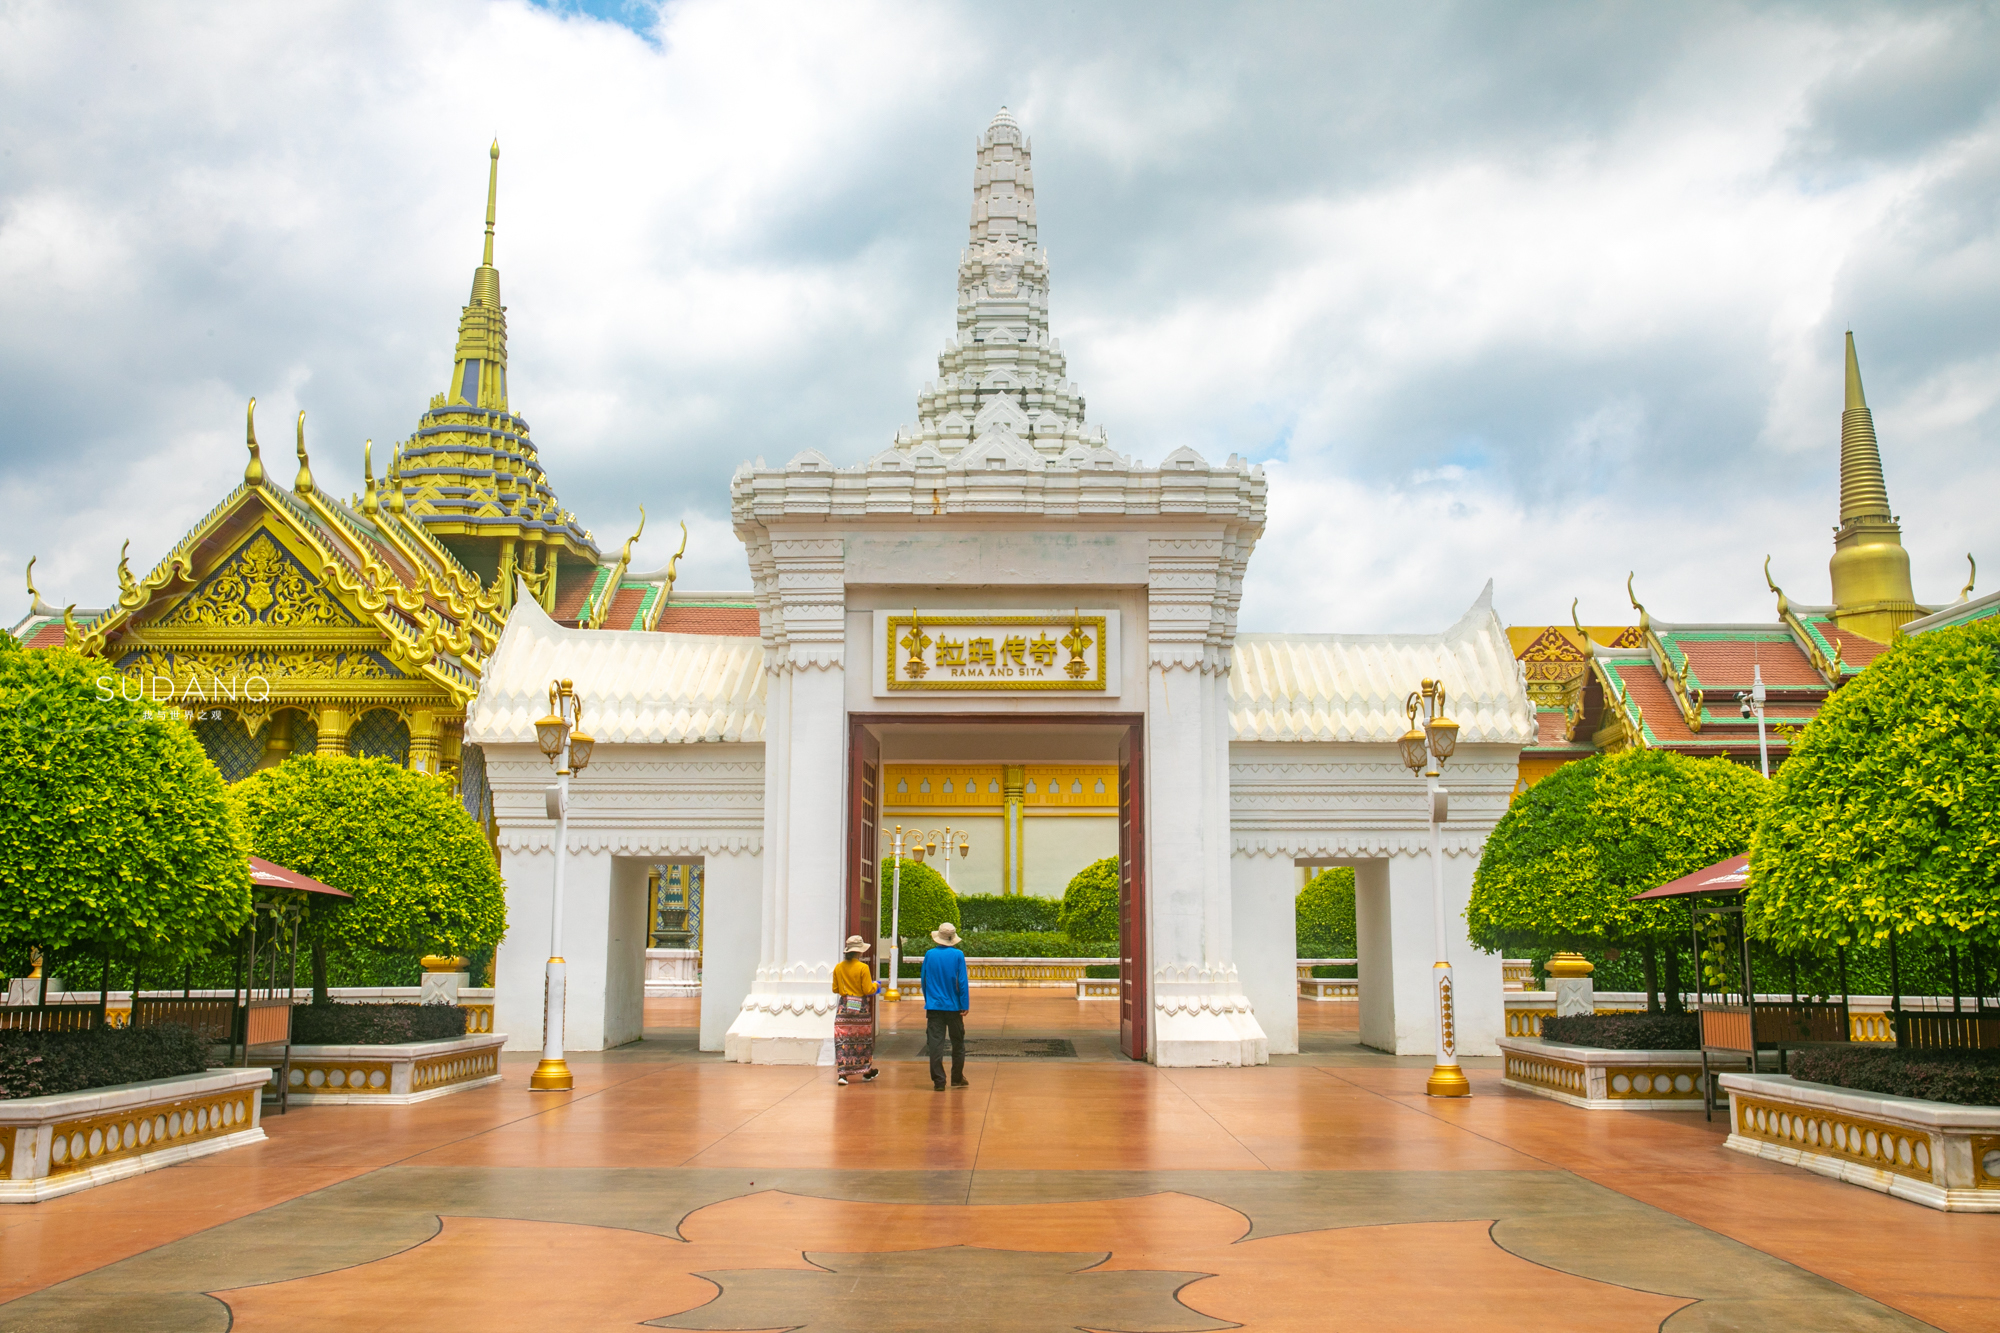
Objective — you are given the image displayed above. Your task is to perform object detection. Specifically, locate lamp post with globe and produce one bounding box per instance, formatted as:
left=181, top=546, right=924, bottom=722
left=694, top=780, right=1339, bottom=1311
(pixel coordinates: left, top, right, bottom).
left=531, top=678, right=594, bottom=1092
left=1399, top=679, right=1466, bottom=1098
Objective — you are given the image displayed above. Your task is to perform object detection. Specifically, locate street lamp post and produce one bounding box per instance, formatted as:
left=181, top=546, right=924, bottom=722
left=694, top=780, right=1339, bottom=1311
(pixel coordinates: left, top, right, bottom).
left=914, top=826, right=972, bottom=890
left=1737, top=664, right=1770, bottom=778
left=531, top=678, right=594, bottom=1092
left=1399, top=679, right=1467, bottom=1098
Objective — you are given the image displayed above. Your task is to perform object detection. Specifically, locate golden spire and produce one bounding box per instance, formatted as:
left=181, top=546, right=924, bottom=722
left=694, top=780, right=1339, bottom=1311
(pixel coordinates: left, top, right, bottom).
left=483, top=139, right=499, bottom=268
left=294, top=411, right=315, bottom=496
left=361, top=440, right=378, bottom=517
left=244, top=397, right=264, bottom=485
left=1829, top=332, right=1918, bottom=640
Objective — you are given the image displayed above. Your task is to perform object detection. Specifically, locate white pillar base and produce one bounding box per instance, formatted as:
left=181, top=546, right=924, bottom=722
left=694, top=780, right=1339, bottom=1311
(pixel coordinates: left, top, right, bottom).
left=1151, top=965, right=1269, bottom=1067
left=723, top=963, right=836, bottom=1064
left=1554, top=977, right=1595, bottom=1016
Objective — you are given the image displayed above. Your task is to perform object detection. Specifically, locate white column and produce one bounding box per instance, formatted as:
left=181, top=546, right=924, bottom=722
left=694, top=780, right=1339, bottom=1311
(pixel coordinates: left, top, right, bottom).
left=1229, top=851, right=1300, bottom=1055
left=700, top=849, right=762, bottom=1052
left=1371, top=848, right=1503, bottom=1055
left=1146, top=535, right=1264, bottom=1067
left=603, top=856, right=648, bottom=1049
left=1355, top=858, right=1399, bottom=1053
left=725, top=535, right=845, bottom=1064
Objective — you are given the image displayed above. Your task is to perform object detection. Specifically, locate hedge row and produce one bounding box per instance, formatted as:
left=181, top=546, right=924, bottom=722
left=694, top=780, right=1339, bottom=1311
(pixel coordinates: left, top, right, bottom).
left=956, top=895, right=1063, bottom=933
left=1539, top=1013, right=1700, bottom=1050
left=902, top=933, right=1107, bottom=959
left=0, top=1025, right=210, bottom=1100
left=1788, top=1046, right=2000, bottom=1108
left=291, top=1002, right=467, bottom=1045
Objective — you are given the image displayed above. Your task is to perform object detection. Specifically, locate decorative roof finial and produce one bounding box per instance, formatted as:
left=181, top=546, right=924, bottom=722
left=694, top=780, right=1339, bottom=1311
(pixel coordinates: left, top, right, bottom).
left=244, top=397, right=264, bottom=485
left=361, top=440, right=378, bottom=517
left=619, top=504, right=646, bottom=565
left=116, top=541, right=137, bottom=605
left=25, top=557, right=55, bottom=617
left=664, top=520, right=688, bottom=604
left=483, top=139, right=499, bottom=268
left=1626, top=573, right=1649, bottom=634
left=1763, top=556, right=1788, bottom=616
left=61, top=604, right=80, bottom=650
left=1961, top=554, right=1978, bottom=603
left=1570, top=597, right=1588, bottom=646
left=1839, top=331, right=1893, bottom=525
left=294, top=410, right=315, bottom=496
left=387, top=445, right=406, bottom=516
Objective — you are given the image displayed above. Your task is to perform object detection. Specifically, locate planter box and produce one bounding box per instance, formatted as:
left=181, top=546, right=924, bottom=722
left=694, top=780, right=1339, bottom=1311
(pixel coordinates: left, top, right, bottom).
left=0, top=1067, right=272, bottom=1203
left=1719, top=1072, right=2000, bottom=1212
left=1497, top=1036, right=1706, bottom=1110
left=1300, top=978, right=1358, bottom=1002
left=258, top=1033, right=506, bottom=1105
left=1076, top=978, right=1118, bottom=999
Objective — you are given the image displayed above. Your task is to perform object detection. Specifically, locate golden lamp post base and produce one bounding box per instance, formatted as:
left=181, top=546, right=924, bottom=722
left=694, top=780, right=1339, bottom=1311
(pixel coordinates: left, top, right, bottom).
left=529, top=1058, right=574, bottom=1091
left=884, top=988, right=900, bottom=1003
left=1425, top=1063, right=1471, bottom=1098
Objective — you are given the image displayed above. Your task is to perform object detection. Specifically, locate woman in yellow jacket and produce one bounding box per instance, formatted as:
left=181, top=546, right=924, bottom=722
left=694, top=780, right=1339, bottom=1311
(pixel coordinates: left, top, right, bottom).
left=832, top=935, right=880, bottom=1086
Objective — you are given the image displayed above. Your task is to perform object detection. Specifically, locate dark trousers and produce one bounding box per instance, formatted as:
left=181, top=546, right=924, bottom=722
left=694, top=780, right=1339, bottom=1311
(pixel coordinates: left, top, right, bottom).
left=926, top=1010, right=966, bottom=1084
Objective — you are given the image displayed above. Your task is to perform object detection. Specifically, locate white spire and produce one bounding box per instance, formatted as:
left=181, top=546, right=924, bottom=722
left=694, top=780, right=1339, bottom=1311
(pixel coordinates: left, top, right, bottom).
left=896, top=107, right=1107, bottom=458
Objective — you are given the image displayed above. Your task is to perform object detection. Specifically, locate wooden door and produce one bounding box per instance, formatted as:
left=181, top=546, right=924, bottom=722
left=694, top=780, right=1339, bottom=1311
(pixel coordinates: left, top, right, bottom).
left=1118, top=725, right=1147, bottom=1061
left=846, top=723, right=881, bottom=954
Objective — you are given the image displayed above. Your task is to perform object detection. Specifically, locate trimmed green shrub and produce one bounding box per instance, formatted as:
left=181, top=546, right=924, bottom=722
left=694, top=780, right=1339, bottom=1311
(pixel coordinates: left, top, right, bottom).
left=957, top=894, right=1063, bottom=933
left=1083, top=964, right=1119, bottom=979
left=0, top=1024, right=210, bottom=1099
left=232, top=756, right=507, bottom=1004
left=1297, top=869, right=1356, bottom=957
left=1468, top=749, right=1768, bottom=1011
left=879, top=857, right=958, bottom=943
left=0, top=645, right=252, bottom=970
left=1539, top=1013, right=1700, bottom=1050
left=1787, top=1046, right=2000, bottom=1107
left=1310, top=964, right=1357, bottom=979
left=291, top=1002, right=468, bottom=1045
left=1061, top=857, right=1120, bottom=947
left=1748, top=618, right=2000, bottom=960
left=957, top=932, right=1104, bottom=958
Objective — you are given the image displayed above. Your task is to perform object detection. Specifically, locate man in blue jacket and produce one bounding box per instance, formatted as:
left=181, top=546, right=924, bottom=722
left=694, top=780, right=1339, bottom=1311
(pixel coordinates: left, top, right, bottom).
left=920, top=923, right=971, bottom=1091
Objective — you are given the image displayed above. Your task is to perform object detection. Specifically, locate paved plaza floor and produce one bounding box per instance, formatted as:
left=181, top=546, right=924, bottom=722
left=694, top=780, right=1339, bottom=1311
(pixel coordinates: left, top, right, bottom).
left=2, top=994, right=1995, bottom=1331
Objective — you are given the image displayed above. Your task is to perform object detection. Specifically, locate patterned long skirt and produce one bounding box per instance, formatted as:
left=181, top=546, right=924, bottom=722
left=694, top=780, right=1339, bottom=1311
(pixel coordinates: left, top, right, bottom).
left=833, top=1000, right=875, bottom=1075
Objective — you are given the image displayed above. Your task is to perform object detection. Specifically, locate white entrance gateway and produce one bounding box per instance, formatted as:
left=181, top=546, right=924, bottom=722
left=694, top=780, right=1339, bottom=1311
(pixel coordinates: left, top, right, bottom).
left=466, top=109, right=1535, bottom=1067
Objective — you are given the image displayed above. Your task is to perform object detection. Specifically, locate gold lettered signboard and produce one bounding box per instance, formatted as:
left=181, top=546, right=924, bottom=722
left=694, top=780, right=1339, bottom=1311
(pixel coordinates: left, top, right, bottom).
left=873, top=610, right=1120, bottom=695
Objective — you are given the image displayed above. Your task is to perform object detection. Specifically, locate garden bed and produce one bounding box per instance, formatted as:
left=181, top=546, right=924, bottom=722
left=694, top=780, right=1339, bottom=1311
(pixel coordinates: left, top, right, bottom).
left=1497, top=1036, right=1705, bottom=1111
left=254, top=1033, right=506, bottom=1105
left=1786, top=1045, right=2000, bottom=1108
left=0, top=1024, right=209, bottom=1100
left=0, top=1067, right=272, bottom=1203
left=290, top=1001, right=468, bottom=1045
left=1719, top=1071, right=2000, bottom=1212
left=1541, top=1012, right=1700, bottom=1050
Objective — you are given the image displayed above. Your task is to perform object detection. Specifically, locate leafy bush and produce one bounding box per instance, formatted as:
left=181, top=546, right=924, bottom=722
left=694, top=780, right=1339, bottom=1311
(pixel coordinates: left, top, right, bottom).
left=1787, top=1046, right=2000, bottom=1107
left=1060, top=857, right=1120, bottom=947
left=1540, top=1012, right=1700, bottom=1050
left=878, top=858, right=958, bottom=943
left=1297, top=869, right=1356, bottom=957
left=1083, top=964, right=1119, bottom=979
left=1311, top=964, right=1357, bottom=979
left=0, top=645, right=251, bottom=969
left=232, top=756, right=507, bottom=1003
left=1469, top=749, right=1768, bottom=1011
left=957, top=932, right=1104, bottom=958
left=291, top=1002, right=468, bottom=1046
left=1749, top=618, right=2000, bottom=960
left=0, top=1024, right=210, bottom=1099
left=957, top=894, right=1063, bottom=933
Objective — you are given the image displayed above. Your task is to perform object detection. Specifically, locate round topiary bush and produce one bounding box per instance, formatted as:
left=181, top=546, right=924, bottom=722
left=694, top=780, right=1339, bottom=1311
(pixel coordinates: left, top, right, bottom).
left=1296, top=868, right=1356, bottom=957
left=1467, top=748, right=1768, bottom=1011
left=879, top=857, right=958, bottom=945
left=0, top=641, right=251, bottom=972
left=232, top=755, right=507, bottom=1003
left=1060, top=856, right=1120, bottom=948
left=1748, top=617, right=2000, bottom=960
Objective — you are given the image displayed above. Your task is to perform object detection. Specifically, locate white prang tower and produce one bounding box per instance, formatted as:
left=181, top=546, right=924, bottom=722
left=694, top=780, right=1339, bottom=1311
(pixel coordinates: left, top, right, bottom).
left=895, top=107, right=1109, bottom=458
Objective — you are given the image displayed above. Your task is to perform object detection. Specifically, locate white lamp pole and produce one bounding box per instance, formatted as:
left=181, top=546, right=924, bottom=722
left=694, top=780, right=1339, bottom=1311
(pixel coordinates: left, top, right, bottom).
left=886, top=826, right=905, bottom=1003
left=1400, top=679, right=1468, bottom=1098
left=1752, top=664, right=1769, bottom=779
left=531, top=679, right=593, bottom=1092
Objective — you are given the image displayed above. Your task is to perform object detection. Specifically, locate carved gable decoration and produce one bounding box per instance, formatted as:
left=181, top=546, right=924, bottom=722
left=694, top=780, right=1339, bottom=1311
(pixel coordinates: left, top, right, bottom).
left=155, top=530, right=358, bottom=629
left=1608, top=626, right=1645, bottom=648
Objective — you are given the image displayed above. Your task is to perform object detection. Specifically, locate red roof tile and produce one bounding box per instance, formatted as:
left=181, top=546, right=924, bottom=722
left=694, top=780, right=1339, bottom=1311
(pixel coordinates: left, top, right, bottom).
left=552, top=568, right=598, bottom=623
left=26, top=624, right=63, bottom=648
left=1822, top=625, right=1888, bottom=668
left=655, top=605, right=761, bottom=637
left=1612, top=665, right=1699, bottom=743
left=603, top=587, right=648, bottom=630
left=1677, top=638, right=1822, bottom=689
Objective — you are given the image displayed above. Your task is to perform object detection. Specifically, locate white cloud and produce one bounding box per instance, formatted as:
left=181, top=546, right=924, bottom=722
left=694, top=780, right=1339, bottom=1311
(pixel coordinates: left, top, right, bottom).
left=1, top=0, right=1994, bottom=636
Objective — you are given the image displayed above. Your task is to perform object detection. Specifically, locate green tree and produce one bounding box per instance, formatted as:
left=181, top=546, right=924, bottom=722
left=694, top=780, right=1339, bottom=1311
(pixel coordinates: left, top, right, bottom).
left=878, top=857, right=959, bottom=947
left=1296, top=868, right=1357, bottom=958
left=1747, top=618, right=2000, bottom=963
left=0, top=644, right=251, bottom=977
left=231, top=755, right=506, bottom=1003
left=1467, top=748, right=1769, bottom=1011
left=1060, top=856, right=1121, bottom=948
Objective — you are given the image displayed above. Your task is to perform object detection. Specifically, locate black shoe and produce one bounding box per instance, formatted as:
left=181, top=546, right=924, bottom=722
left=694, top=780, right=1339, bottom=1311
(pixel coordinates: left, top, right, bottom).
left=933, top=1081, right=947, bottom=1092
left=837, top=1075, right=849, bottom=1085
left=951, top=1077, right=970, bottom=1088
left=862, top=1069, right=879, bottom=1081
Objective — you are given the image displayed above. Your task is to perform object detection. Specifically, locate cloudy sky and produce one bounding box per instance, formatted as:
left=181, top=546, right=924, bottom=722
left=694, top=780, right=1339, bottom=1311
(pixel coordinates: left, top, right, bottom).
left=2, top=0, right=1994, bottom=635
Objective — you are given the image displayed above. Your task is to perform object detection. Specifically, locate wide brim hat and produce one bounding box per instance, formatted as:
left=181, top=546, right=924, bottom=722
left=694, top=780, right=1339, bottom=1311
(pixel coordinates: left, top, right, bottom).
left=930, top=923, right=961, bottom=947
left=842, top=935, right=871, bottom=954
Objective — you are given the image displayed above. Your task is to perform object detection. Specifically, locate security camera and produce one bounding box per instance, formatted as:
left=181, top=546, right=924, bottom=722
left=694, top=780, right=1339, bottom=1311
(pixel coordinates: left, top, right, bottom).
left=1738, top=695, right=1754, bottom=719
